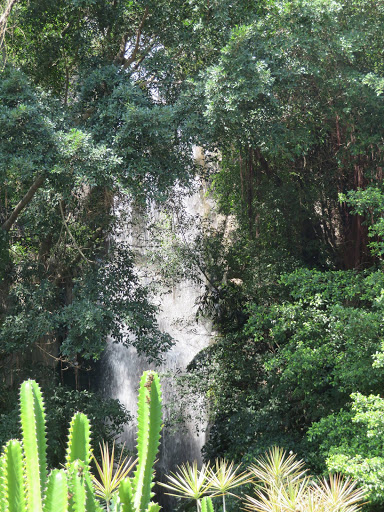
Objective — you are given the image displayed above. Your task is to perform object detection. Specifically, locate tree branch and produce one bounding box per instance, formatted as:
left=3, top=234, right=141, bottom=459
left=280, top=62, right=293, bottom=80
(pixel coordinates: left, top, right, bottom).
left=0, top=0, right=18, bottom=48
left=0, top=0, right=17, bottom=28
left=1, top=174, right=45, bottom=232
left=123, top=6, right=149, bottom=68
left=114, top=7, right=149, bottom=68
left=59, top=200, right=92, bottom=264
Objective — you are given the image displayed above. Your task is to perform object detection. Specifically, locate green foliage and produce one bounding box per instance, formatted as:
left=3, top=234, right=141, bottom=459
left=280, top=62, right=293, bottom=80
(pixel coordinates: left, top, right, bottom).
left=308, top=393, right=384, bottom=506
left=341, top=187, right=384, bottom=259
left=45, top=385, right=131, bottom=468
left=182, top=267, right=384, bottom=482
left=1, top=2, right=384, bottom=511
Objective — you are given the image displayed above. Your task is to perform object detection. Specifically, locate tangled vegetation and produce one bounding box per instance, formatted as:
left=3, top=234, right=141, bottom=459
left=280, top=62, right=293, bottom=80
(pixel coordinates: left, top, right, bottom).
left=1, top=0, right=384, bottom=510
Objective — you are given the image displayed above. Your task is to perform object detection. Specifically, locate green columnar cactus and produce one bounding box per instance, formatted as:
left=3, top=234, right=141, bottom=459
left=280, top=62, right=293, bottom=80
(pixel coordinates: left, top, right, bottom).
left=0, top=379, right=101, bottom=512
left=201, top=497, right=214, bottom=512
left=119, top=478, right=135, bottom=512
left=0, top=372, right=163, bottom=511
left=118, top=371, right=163, bottom=512
left=2, top=439, right=26, bottom=512
left=20, top=379, right=48, bottom=511
left=43, top=470, right=68, bottom=512
left=66, top=412, right=92, bottom=467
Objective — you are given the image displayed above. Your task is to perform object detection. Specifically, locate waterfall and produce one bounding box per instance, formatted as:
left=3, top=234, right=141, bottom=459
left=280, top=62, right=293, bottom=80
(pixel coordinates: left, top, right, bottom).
left=100, top=173, right=216, bottom=508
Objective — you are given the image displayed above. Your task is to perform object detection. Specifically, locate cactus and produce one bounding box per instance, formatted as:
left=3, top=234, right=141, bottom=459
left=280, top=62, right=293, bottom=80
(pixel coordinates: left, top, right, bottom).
left=0, top=379, right=101, bottom=512
left=43, top=469, right=68, bottom=512
left=201, top=497, right=214, bottom=512
left=2, top=439, right=26, bottom=512
left=0, top=372, right=163, bottom=512
left=117, top=371, right=163, bottom=512
left=66, top=412, right=92, bottom=467
left=20, top=379, right=48, bottom=511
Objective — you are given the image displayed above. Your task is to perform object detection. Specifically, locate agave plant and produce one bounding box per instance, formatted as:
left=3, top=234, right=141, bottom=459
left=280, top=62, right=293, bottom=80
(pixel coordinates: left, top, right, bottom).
left=209, top=459, right=253, bottom=512
left=159, top=461, right=214, bottom=512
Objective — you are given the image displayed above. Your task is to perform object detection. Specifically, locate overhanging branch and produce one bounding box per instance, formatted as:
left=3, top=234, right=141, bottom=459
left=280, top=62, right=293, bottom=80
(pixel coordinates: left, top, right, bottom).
left=115, top=6, right=149, bottom=68
left=1, top=174, right=45, bottom=232
left=0, top=0, right=18, bottom=48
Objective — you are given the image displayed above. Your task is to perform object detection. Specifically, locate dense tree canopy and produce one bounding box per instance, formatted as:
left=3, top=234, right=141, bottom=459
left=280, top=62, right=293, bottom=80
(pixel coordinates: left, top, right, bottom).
left=1, top=0, right=384, bottom=508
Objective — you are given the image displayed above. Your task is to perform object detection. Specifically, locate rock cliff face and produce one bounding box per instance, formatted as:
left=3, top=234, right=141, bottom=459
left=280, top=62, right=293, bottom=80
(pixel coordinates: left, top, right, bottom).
left=101, top=176, right=216, bottom=509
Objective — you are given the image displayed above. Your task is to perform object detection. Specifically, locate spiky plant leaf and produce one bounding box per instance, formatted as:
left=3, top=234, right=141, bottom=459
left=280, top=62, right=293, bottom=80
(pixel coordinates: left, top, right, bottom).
left=92, top=441, right=136, bottom=504
left=3, top=440, right=26, bottom=512
left=248, top=447, right=307, bottom=490
left=66, top=412, right=92, bottom=467
left=133, top=371, right=162, bottom=512
left=160, top=461, right=213, bottom=500
left=43, top=469, right=68, bottom=512
left=313, top=474, right=366, bottom=511
left=210, top=459, right=253, bottom=494
left=20, top=379, right=47, bottom=512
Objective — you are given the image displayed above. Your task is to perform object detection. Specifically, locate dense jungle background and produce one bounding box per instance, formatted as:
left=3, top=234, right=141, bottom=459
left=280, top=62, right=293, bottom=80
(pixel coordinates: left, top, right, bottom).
left=1, top=0, right=384, bottom=509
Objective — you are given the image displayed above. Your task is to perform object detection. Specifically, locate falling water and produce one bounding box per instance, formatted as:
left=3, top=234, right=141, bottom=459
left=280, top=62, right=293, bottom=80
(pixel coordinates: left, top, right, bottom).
left=101, top=169, right=217, bottom=508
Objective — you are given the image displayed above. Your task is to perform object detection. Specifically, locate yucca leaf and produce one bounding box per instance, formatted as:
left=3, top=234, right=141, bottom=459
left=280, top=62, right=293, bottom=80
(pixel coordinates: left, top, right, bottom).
left=92, top=441, right=136, bottom=503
